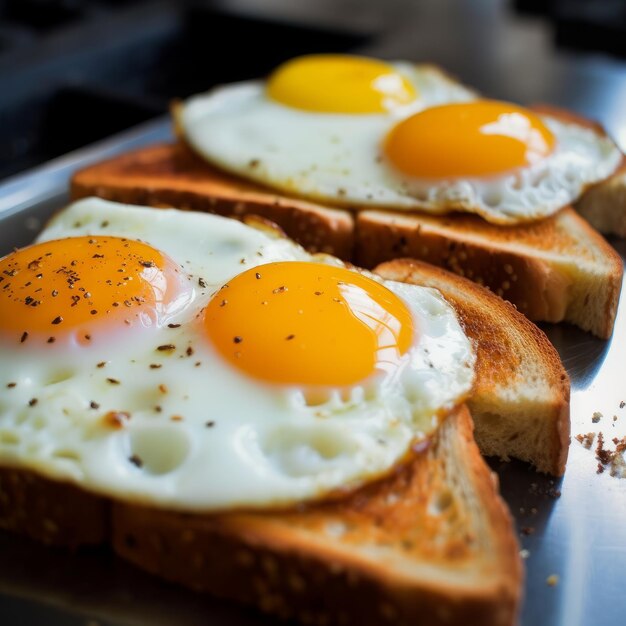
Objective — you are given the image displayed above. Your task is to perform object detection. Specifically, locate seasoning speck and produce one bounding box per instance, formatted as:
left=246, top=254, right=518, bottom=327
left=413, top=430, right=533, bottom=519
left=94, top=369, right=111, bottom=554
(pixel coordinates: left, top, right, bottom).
left=592, top=411, right=602, bottom=423
left=28, top=398, right=38, bottom=407
left=129, top=455, right=143, bottom=468
left=106, top=378, right=120, bottom=385
left=233, top=336, right=243, bottom=344
left=51, top=316, right=63, bottom=325
left=20, top=331, right=28, bottom=343
left=546, top=574, right=559, bottom=587
left=157, top=344, right=176, bottom=352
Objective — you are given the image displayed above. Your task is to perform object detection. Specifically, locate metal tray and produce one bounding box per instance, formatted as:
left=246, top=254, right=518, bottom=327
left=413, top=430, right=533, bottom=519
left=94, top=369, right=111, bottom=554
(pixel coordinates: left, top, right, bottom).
left=0, top=117, right=625, bottom=626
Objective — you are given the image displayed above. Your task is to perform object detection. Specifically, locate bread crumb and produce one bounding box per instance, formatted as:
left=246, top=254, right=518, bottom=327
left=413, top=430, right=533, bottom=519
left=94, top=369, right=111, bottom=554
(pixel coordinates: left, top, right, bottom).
left=620, top=401, right=625, bottom=409
left=546, top=574, right=559, bottom=587
left=520, top=549, right=530, bottom=559
left=575, top=432, right=595, bottom=449
left=592, top=411, right=602, bottom=423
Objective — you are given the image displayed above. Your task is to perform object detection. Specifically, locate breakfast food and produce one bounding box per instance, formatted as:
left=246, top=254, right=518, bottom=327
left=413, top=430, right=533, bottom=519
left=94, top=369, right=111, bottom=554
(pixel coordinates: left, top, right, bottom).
left=0, top=197, right=474, bottom=510
left=71, top=54, right=624, bottom=338
left=375, top=259, right=570, bottom=476
left=177, top=54, right=621, bottom=224
left=0, top=197, right=530, bottom=625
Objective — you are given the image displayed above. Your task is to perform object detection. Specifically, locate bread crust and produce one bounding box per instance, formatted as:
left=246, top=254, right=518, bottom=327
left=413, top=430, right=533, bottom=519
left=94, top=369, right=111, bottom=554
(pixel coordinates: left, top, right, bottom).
left=375, top=258, right=570, bottom=475
left=0, top=407, right=522, bottom=626
left=355, top=206, right=623, bottom=339
left=71, top=143, right=355, bottom=259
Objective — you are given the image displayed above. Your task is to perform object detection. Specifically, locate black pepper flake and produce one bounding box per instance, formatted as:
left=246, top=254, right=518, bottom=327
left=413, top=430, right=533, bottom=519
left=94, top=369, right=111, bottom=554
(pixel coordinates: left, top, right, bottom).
left=6, top=382, right=16, bottom=388
left=51, top=289, right=58, bottom=297
left=154, top=405, right=162, bottom=413
left=186, top=346, right=194, bottom=356
left=273, top=286, right=287, bottom=294
left=140, top=260, right=155, bottom=268
left=205, top=421, right=215, bottom=428
left=167, top=323, right=181, bottom=329
left=92, top=254, right=104, bottom=259
left=89, top=309, right=97, bottom=315
left=51, top=315, right=63, bottom=325
left=106, top=378, right=120, bottom=385
left=220, top=299, right=227, bottom=307
left=89, top=401, right=100, bottom=409
left=249, top=159, right=260, bottom=168
left=195, top=361, right=201, bottom=367
left=71, top=295, right=80, bottom=307
left=150, top=364, right=162, bottom=369
left=47, top=337, right=55, bottom=344
left=20, top=331, right=29, bottom=343
left=285, top=334, right=295, bottom=341
left=129, top=455, right=143, bottom=468
left=314, top=291, right=323, bottom=296
left=255, top=272, right=261, bottom=279
left=97, top=361, right=107, bottom=368
left=198, top=277, right=207, bottom=288
left=28, top=398, right=38, bottom=407
left=233, top=336, right=243, bottom=344
left=157, top=344, right=176, bottom=352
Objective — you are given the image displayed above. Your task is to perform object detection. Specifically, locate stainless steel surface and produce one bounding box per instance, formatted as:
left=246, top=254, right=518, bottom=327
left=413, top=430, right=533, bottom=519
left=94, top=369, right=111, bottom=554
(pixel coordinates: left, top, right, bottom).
left=1, top=2, right=626, bottom=624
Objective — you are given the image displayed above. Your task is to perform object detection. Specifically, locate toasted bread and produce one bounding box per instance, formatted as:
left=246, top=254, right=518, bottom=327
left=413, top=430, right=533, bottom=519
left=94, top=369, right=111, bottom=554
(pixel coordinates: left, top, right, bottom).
left=71, top=143, right=355, bottom=259
left=71, top=132, right=624, bottom=338
left=376, top=259, right=570, bottom=475
left=0, top=406, right=522, bottom=626
left=356, top=206, right=623, bottom=339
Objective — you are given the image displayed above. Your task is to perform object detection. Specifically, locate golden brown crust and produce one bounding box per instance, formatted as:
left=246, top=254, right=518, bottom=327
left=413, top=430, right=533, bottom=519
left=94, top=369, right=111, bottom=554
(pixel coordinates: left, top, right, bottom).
left=375, top=259, right=571, bottom=475
left=0, top=465, right=108, bottom=547
left=112, top=406, right=521, bottom=626
left=355, top=207, right=623, bottom=338
left=0, top=407, right=522, bottom=626
left=71, top=143, right=355, bottom=259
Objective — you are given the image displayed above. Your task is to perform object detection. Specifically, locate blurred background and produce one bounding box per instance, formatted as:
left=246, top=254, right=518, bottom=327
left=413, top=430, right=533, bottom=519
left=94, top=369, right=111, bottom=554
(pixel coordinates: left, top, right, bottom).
left=0, top=0, right=625, bottom=181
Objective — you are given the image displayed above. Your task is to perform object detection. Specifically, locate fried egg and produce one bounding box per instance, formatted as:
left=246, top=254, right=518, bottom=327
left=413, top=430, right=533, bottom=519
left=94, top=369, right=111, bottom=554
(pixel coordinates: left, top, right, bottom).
left=178, top=54, right=622, bottom=225
left=0, top=198, right=474, bottom=511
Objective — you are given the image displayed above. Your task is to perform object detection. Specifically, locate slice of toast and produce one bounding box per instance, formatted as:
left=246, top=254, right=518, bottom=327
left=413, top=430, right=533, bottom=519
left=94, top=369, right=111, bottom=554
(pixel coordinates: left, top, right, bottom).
left=0, top=405, right=523, bottom=626
left=356, top=206, right=623, bottom=339
left=375, top=259, right=570, bottom=475
left=71, top=139, right=623, bottom=338
left=71, top=143, right=355, bottom=259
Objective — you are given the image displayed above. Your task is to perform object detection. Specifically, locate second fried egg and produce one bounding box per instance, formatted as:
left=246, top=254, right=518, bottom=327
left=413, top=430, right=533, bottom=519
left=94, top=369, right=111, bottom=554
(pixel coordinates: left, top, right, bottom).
left=178, top=54, right=621, bottom=224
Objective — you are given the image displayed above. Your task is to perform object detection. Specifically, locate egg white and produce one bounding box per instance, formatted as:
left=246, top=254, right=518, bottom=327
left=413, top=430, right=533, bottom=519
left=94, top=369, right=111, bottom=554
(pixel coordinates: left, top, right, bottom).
left=179, top=62, right=621, bottom=225
left=0, top=198, right=474, bottom=511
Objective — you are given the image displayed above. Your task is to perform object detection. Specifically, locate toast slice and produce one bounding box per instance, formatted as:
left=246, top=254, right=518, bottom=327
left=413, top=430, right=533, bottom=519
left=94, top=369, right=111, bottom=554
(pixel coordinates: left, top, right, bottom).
left=375, top=259, right=570, bottom=475
left=71, top=139, right=624, bottom=338
left=71, top=143, right=355, bottom=259
left=356, top=206, right=623, bottom=339
left=0, top=405, right=523, bottom=626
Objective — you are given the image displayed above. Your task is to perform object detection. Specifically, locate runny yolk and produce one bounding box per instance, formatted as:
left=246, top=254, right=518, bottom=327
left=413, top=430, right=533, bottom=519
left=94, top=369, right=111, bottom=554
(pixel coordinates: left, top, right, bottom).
left=0, top=236, right=188, bottom=345
left=384, top=100, right=556, bottom=178
left=204, top=262, right=415, bottom=386
left=266, top=54, right=417, bottom=114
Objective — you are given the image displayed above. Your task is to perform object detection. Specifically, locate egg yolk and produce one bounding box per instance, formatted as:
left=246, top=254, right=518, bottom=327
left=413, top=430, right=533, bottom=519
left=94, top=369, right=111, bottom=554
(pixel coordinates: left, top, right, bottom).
left=267, top=54, right=417, bottom=114
left=0, top=236, right=188, bottom=345
left=384, top=100, right=556, bottom=178
left=204, top=262, right=415, bottom=386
